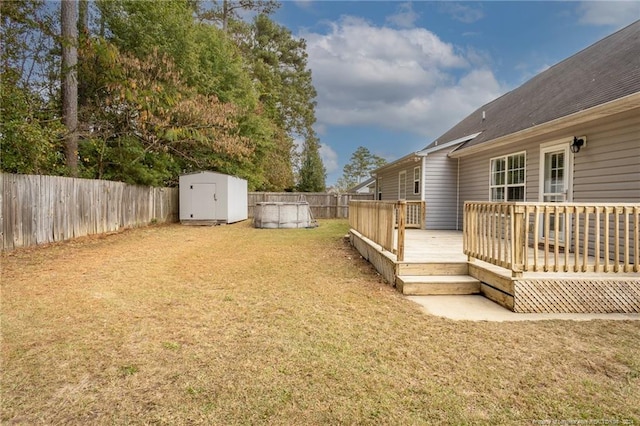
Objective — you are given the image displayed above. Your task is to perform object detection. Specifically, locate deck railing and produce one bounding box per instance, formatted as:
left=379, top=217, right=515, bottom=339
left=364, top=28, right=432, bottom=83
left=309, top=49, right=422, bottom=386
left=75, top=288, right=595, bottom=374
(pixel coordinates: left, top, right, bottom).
left=464, top=202, right=639, bottom=276
left=349, top=200, right=425, bottom=261
left=404, top=201, right=426, bottom=229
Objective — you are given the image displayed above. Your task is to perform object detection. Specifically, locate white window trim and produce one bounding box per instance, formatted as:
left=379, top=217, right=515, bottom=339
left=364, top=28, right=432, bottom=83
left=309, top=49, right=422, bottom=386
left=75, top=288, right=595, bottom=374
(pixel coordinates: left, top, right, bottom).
left=413, top=166, right=421, bottom=195
left=488, top=151, right=527, bottom=202
left=398, top=171, right=407, bottom=200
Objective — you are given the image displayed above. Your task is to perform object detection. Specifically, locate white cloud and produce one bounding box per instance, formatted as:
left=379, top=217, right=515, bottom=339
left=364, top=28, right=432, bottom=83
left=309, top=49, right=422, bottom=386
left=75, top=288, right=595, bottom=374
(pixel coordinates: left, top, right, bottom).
left=577, top=2, right=640, bottom=28
left=386, top=2, right=419, bottom=29
left=319, top=143, right=339, bottom=174
left=301, top=17, right=505, bottom=138
left=314, top=123, right=328, bottom=136
left=293, top=0, right=314, bottom=11
left=439, top=3, right=484, bottom=24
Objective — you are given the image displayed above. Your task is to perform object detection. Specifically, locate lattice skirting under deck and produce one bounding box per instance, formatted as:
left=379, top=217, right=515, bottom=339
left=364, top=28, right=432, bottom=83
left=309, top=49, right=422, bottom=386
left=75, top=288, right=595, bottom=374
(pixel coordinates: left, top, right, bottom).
left=514, top=279, right=640, bottom=313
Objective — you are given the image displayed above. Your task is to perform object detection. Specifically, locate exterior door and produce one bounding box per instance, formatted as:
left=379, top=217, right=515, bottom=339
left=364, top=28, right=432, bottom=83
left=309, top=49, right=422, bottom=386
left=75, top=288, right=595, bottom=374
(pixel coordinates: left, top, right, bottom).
left=190, top=183, right=216, bottom=220
left=540, top=144, right=571, bottom=242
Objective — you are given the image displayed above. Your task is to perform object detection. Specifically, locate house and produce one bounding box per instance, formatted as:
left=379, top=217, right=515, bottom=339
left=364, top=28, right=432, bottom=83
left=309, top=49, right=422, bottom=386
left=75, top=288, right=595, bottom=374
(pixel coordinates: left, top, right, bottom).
left=351, top=21, right=640, bottom=313
left=348, top=177, right=377, bottom=194
left=374, top=20, right=640, bottom=228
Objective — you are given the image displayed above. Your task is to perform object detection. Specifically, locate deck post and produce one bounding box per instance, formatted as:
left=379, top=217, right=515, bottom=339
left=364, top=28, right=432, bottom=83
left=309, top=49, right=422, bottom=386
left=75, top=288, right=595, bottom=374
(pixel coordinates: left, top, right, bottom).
left=397, top=201, right=406, bottom=262
left=511, top=204, right=525, bottom=278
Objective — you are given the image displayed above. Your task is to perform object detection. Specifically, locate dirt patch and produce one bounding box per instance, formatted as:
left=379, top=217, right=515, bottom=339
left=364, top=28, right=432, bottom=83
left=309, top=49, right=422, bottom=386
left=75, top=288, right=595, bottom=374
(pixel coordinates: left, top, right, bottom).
left=2, top=220, right=639, bottom=424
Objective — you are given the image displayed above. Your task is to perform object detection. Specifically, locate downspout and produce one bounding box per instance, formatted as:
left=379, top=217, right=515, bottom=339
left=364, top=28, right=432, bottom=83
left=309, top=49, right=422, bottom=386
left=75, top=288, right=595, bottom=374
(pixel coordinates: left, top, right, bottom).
left=456, top=157, right=460, bottom=231
left=421, top=155, right=427, bottom=230
left=421, top=155, right=426, bottom=203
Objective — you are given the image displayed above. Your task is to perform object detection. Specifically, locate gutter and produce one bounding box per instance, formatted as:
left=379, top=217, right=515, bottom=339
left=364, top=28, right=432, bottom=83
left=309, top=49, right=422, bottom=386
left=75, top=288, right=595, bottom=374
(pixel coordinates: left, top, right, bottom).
left=417, top=132, right=482, bottom=156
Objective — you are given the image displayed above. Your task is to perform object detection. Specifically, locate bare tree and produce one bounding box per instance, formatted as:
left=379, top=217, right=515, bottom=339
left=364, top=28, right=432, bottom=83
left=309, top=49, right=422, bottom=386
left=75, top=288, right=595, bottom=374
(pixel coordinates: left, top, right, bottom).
left=61, top=0, right=78, bottom=176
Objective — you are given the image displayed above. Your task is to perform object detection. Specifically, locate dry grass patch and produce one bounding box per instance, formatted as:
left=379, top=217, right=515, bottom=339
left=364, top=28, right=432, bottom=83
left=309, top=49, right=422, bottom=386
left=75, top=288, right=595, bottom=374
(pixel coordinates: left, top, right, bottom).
left=2, top=220, right=639, bottom=425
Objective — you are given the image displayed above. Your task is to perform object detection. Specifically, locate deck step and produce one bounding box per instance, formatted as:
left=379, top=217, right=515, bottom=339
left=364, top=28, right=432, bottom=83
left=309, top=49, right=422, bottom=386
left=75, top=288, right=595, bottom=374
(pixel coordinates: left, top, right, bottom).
left=397, top=262, right=469, bottom=276
left=397, top=275, right=481, bottom=295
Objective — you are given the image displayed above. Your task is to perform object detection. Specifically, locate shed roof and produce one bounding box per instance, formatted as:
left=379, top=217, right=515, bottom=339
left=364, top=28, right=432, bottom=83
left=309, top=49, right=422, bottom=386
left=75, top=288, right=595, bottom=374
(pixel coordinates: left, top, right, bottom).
left=422, top=20, right=640, bottom=153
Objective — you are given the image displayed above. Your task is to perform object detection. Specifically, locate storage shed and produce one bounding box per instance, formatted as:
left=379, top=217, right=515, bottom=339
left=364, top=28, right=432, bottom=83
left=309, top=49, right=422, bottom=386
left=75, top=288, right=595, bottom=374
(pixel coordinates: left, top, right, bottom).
left=179, top=171, right=248, bottom=225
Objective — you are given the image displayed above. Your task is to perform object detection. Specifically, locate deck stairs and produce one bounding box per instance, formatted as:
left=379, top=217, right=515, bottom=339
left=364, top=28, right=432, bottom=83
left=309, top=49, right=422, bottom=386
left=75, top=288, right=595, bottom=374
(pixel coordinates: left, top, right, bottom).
left=395, top=262, right=481, bottom=295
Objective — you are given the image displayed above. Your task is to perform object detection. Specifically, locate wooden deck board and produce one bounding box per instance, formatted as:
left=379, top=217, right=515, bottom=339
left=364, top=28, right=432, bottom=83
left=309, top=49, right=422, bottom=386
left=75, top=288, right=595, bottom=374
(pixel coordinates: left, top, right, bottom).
left=401, top=230, right=467, bottom=263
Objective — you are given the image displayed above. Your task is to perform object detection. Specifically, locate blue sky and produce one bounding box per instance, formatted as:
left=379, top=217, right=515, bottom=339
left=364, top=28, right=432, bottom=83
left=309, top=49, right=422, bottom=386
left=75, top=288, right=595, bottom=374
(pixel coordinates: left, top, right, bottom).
left=270, top=1, right=640, bottom=186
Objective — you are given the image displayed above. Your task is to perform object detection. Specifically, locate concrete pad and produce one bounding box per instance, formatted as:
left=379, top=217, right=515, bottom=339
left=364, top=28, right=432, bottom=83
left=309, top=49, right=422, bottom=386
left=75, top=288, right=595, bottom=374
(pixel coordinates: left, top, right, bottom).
left=406, top=295, right=640, bottom=322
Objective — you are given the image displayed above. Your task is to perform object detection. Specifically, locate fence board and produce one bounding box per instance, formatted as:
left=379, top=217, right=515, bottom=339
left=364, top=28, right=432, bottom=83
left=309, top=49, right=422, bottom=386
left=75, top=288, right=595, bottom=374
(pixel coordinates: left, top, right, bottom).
left=1, top=173, right=179, bottom=251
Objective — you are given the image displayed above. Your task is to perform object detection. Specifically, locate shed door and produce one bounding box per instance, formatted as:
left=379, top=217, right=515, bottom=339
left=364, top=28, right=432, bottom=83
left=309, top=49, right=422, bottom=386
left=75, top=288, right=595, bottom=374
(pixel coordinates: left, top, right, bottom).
left=190, top=183, right=216, bottom=220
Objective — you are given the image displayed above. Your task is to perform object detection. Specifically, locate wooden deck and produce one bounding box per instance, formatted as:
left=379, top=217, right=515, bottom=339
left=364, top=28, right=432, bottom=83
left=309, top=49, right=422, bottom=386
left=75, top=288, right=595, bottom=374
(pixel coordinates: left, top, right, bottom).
left=402, top=230, right=467, bottom=262
left=404, top=229, right=640, bottom=278
left=350, top=228, right=640, bottom=313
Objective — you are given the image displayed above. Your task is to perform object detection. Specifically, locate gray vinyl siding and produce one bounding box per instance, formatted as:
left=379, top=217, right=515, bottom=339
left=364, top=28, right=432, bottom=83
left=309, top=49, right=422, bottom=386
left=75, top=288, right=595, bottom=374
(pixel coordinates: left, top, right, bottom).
left=569, top=113, right=639, bottom=259
left=424, top=147, right=460, bottom=230
left=457, top=109, right=640, bottom=229
left=376, top=108, right=639, bottom=231
left=573, top=113, right=640, bottom=202
left=375, top=159, right=421, bottom=201
left=458, top=147, right=538, bottom=227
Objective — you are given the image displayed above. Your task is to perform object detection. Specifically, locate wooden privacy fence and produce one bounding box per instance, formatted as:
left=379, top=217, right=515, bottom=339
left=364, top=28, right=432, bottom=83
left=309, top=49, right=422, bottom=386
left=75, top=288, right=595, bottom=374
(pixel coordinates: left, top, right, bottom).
left=464, top=202, right=639, bottom=276
left=248, top=192, right=374, bottom=219
left=349, top=200, right=425, bottom=261
left=1, top=173, right=178, bottom=251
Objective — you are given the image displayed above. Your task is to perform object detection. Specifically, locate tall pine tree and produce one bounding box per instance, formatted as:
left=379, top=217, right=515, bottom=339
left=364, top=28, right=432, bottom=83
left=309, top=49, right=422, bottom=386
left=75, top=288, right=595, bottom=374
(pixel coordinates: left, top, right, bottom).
left=297, top=136, right=325, bottom=192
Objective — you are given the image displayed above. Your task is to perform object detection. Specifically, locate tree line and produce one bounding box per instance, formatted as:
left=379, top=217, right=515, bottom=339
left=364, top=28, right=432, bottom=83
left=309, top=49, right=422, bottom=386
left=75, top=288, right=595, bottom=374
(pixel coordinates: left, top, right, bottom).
left=1, top=0, right=326, bottom=191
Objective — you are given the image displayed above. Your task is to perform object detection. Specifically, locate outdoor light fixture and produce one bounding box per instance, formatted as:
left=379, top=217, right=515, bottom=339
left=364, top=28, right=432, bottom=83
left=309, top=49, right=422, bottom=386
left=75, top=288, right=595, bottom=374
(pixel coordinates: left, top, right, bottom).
left=570, top=136, right=586, bottom=153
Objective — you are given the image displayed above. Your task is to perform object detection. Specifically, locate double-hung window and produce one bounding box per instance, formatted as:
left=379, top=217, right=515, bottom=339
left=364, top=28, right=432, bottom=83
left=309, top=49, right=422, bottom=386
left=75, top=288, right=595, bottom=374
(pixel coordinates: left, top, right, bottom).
left=413, top=167, right=421, bottom=195
left=490, top=152, right=526, bottom=201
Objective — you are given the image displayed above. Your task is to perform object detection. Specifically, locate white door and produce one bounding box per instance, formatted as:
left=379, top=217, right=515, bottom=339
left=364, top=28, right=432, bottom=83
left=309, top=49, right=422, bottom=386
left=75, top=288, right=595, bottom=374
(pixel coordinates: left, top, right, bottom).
left=190, top=183, right=216, bottom=220
left=540, top=144, right=571, bottom=242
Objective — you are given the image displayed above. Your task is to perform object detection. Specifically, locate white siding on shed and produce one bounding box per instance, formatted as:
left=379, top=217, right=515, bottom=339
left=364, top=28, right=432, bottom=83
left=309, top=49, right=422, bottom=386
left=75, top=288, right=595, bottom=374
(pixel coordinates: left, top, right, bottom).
left=179, top=171, right=248, bottom=224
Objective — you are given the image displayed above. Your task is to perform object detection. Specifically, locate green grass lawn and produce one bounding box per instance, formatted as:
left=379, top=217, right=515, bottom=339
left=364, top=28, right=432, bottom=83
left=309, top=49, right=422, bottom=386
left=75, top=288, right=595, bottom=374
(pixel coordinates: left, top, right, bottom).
left=2, top=220, right=639, bottom=424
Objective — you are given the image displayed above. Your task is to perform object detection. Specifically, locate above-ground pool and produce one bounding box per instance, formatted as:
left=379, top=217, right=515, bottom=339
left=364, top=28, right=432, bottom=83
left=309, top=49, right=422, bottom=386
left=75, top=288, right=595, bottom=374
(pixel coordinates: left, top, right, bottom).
left=253, top=202, right=316, bottom=229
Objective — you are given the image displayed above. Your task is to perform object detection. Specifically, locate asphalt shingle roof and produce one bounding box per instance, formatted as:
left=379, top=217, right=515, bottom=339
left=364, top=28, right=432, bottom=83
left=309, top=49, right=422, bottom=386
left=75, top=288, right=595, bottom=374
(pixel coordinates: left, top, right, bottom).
left=423, top=20, right=640, bottom=152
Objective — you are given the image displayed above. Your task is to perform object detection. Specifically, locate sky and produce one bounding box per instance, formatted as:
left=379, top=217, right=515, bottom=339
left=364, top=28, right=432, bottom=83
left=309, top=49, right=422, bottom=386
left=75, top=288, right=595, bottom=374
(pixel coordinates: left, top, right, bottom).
left=269, top=1, right=640, bottom=186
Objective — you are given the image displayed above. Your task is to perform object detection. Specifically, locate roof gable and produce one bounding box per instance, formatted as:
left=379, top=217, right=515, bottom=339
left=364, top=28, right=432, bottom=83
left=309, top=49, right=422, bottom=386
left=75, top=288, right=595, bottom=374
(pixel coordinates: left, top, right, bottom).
left=424, top=20, right=640, bottom=152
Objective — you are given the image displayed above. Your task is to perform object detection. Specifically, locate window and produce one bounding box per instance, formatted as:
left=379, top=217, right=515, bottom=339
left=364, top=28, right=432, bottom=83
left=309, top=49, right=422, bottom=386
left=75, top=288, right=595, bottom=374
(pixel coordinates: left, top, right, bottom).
left=490, top=152, right=526, bottom=201
left=413, top=167, right=421, bottom=194
left=377, top=178, right=382, bottom=200
left=398, top=171, right=407, bottom=200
